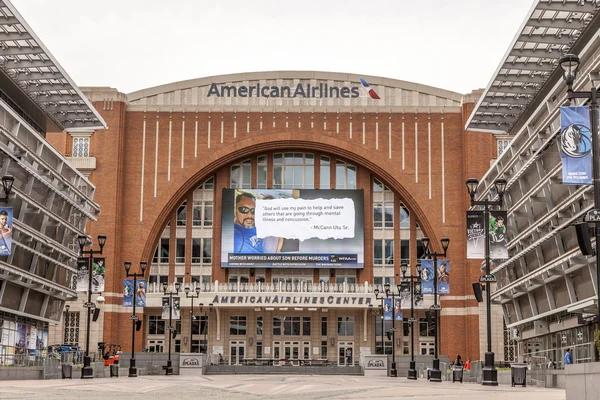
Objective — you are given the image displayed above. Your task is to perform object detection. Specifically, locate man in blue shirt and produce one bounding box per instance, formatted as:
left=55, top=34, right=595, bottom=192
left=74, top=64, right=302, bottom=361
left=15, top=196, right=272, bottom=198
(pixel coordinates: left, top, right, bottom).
left=233, top=192, right=263, bottom=253
left=564, top=349, right=573, bottom=366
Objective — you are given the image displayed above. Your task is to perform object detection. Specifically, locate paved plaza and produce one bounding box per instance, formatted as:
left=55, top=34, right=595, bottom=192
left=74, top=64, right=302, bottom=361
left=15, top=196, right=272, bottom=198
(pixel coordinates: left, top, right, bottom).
left=0, top=375, right=565, bottom=400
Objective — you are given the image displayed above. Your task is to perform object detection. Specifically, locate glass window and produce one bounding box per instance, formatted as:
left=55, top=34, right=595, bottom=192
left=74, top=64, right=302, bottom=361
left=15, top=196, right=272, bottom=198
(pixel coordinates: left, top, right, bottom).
left=303, top=317, right=311, bottom=336
left=203, top=239, right=212, bottom=264
left=373, top=203, right=394, bottom=229
left=257, top=316, right=263, bottom=336
left=230, top=159, right=252, bottom=188
left=497, top=139, right=511, bottom=156
left=257, top=155, right=268, bottom=189
left=256, top=341, right=263, bottom=358
left=337, top=317, right=354, bottom=336
left=177, top=201, right=187, bottom=226
left=153, top=246, right=159, bottom=263
left=401, top=240, right=410, bottom=265
left=273, top=316, right=282, bottom=336
left=374, top=239, right=394, bottom=265
left=320, top=155, right=330, bottom=189
left=336, top=160, right=356, bottom=189
left=419, top=317, right=436, bottom=337
left=229, top=316, right=247, bottom=335
left=192, top=239, right=201, bottom=264
left=160, top=238, right=169, bottom=264
left=321, top=340, right=328, bottom=358
left=192, top=201, right=213, bottom=227
left=273, top=153, right=315, bottom=189
left=148, top=316, right=165, bottom=335
left=400, top=205, right=410, bottom=229
left=321, top=317, right=327, bottom=336
left=283, top=316, right=301, bottom=335
left=373, top=178, right=384, bottom=192
left=176, top=239, right=185, bottom=264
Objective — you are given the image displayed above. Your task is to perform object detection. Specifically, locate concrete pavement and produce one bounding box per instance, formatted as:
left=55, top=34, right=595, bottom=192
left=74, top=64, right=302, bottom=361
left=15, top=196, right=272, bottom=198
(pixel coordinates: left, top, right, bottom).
left=0, top=375, right=566, bottom=400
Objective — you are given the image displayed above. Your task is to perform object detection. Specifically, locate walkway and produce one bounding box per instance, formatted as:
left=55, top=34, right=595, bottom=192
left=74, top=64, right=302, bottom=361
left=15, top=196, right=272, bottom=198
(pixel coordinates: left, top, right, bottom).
left=0, top=374, right=566, bottom=400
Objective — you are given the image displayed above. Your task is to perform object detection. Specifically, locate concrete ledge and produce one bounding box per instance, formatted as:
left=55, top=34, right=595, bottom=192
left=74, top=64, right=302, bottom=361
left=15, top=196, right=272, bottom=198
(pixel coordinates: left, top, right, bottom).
left=565, top=362, right=600, bottom=400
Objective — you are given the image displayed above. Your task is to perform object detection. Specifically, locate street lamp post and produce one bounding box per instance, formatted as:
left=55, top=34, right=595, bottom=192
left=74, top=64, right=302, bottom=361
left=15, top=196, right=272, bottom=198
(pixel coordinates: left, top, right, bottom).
left=198, top=303, right=213, bottom=353
left=558, top=54, right=600, bottom=361
left=373, top=290, right=386, bottom=355
left=465, top=177, right=507, bottom=386
left=375, top=284, right=401, bottom=377
left=421, top=236, right=450, bottom=383
left=184, top=286, right=201, bottom=353
left=401, top=263, right=422, bottom=380
left=162, top=282, right=181, bottom=375
left=124, top=261, right=147, bottom=378
left=77, top=234, right=106, bottom=379
left=368, top=304, right=380, bottom=353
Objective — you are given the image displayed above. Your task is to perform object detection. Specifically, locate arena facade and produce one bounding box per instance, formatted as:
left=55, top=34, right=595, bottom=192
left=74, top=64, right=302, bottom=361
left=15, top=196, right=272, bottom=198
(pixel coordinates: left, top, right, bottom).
left=46, top=71, right=507, bottom=366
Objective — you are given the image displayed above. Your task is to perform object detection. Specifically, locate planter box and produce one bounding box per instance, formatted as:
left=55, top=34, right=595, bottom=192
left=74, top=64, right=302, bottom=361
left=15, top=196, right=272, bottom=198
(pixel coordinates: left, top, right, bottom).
left=565, top=362, right=600, bottom=400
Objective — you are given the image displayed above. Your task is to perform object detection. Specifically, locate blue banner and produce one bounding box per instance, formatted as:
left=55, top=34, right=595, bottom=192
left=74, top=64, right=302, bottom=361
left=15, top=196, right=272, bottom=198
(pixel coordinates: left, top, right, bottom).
left=394, top=298, right=403, bottom=321
left=0, top=207, right=13, bottom=256
left=383, top=298, right=392, bottom=320
left=124, top=279, right=147, bottom=307
left=421, top=259, right=451, bottom=294
left=560, top=106, right=592, bottom=185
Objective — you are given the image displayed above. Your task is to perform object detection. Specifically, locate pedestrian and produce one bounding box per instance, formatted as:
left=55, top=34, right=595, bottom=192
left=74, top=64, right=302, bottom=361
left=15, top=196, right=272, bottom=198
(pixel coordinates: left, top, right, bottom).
left=464, top=358, right=471, bottom=371
left=564, top=349, right=573, bottom=366
left=455, top=353, right=462, bottom=367
left=547, top=358, right=554, bottom=369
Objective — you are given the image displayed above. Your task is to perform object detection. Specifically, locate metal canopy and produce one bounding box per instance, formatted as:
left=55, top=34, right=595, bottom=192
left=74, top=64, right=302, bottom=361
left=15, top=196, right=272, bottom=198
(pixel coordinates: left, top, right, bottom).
left=465, top=0, right=600, bottom=134
left=0, top=0, right=106, bottom=131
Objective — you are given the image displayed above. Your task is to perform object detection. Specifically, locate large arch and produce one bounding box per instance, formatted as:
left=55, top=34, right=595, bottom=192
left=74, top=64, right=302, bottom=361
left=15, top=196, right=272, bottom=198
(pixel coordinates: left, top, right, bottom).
left=139, top=132, right=442, bottom=267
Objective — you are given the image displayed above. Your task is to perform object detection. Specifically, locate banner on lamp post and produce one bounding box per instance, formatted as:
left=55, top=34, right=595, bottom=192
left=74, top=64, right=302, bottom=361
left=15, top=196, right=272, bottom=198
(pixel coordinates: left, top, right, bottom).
left=489, top=211, right=508, bottom=260
left=124, top=279, right=147, bottom=307
left=466, top=211, right=485, bottom=259
left=421, top=259, right=451, bottom=294
left=76, top=258, right=89, bottom=292
left=560, top=106, right=592, bottom=185
left=0, top=207, right=13, bottom=256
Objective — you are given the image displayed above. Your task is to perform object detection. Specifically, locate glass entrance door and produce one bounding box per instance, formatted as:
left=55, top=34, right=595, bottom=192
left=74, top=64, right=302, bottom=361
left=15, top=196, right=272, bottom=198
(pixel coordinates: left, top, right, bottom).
left=284, top=341, right=300, bottom=365
left=273, top=341, right=281, bottom=365
left=229, top=340, right=245, bottom=365
left=338, top=341, right=354, bottom=366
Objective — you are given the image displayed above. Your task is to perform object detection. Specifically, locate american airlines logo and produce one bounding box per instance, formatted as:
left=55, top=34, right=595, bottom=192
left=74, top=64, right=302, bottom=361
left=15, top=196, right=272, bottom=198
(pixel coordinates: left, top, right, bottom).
left=207, top=78, right=381, bottom=100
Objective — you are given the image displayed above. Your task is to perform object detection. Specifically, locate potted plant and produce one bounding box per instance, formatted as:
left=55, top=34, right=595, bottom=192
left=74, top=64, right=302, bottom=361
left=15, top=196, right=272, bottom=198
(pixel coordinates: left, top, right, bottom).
left=595, top=329, right=600, bottom=361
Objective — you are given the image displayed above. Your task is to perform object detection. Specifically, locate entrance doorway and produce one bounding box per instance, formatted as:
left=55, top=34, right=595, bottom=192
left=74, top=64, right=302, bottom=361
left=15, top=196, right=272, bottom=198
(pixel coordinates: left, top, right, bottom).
left=338, top=341, right=354, bottom=366
left=229, top=340, right=245, bottom=365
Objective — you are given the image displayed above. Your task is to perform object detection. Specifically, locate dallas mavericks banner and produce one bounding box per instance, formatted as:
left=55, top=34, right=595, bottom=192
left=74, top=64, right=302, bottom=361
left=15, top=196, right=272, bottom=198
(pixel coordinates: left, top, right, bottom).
left=489, top=211, right=508, bottom=260
left=560, top=106, right=592, bottom=185
left=383, top=298, right=393, bottom=320
left=466, top=211, right=485, bottom=259
left=421, top=259, right=451, bottom=294
left=124, top=279, right=147, bottom=307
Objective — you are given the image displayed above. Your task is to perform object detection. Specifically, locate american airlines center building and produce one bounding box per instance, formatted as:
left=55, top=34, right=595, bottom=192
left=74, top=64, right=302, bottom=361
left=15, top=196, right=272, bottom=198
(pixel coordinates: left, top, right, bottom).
left=50, top=72, right=503, bottom=366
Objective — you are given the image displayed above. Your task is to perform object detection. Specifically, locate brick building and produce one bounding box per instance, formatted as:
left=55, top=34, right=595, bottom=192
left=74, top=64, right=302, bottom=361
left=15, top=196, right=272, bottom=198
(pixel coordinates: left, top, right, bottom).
left=48, top=72, right=502, bottom=366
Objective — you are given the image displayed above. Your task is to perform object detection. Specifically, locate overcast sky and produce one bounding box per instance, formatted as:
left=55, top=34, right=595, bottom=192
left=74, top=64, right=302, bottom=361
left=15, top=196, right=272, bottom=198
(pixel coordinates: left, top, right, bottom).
left=12, top=0, right=533, bottom=95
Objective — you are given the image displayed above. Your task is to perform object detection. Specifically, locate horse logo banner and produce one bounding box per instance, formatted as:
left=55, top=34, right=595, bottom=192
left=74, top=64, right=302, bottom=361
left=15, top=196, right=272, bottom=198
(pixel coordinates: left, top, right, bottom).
left=560, top=106, right=592, bottom=185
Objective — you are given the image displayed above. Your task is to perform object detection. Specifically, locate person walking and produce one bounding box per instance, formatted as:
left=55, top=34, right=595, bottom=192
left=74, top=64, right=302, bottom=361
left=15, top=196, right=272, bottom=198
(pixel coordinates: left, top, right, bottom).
left=564, top=349, right=573, bottom=366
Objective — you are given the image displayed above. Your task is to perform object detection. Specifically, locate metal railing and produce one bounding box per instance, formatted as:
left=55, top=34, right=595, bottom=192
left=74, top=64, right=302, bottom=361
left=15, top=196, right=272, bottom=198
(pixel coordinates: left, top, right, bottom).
left=147, top=281, right=379, bottom=294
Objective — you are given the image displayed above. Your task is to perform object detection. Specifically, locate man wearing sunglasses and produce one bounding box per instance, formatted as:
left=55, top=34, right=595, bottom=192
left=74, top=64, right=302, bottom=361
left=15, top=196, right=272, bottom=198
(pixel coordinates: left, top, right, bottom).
left=234, top=192, right=264, bottom=253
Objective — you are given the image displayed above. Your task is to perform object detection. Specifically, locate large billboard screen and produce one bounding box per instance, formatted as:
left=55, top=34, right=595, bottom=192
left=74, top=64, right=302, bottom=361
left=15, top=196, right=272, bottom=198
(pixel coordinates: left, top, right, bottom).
left=221, top=189, right=364, bottom=268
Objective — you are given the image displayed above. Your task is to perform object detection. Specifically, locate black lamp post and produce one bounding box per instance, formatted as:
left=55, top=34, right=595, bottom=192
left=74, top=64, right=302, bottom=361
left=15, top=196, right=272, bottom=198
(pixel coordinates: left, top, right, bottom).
left=466, top=177, right=507, bottom=385
left=77, top=234, right=106, bottom=379
left=375, top=283, right=401, bottom=377
left=184, top=286, right=201, bottom=352
left=198, top=303, right=214, bottom=353
left=162, top=281, right=181, bottom=375
left=421, top=235, right=450, bottom=383
left=401, top=262, right=422, bottom=380
left=368, top=304, right=380, bottom=354
left=558, top=54, right=600, bottom=361
left=0, top=175, right=14, bottom=203
left=125, top=261, right=147, bottom=378
left=373, top=290, right=386, bottom=355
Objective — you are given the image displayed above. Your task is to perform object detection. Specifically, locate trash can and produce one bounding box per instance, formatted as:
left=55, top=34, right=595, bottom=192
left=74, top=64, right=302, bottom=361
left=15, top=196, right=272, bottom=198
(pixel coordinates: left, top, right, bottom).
left=452, top=366, right=464, bottom=383
left=511, top=363, right=527, bottom=387
left=426, top=367, right=432, bottom=380
left=109, top=364, right=119, bottom=378
left=61, top=364, right=72, bottom=379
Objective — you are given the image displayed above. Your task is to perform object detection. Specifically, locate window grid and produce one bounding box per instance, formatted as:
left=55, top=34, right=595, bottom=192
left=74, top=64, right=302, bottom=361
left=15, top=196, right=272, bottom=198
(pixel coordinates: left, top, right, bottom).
left=273, top=153, right=314, bottom=189
left=231, top=159, right=252, bottom=188
left=72, top=137, right=90, bottom=157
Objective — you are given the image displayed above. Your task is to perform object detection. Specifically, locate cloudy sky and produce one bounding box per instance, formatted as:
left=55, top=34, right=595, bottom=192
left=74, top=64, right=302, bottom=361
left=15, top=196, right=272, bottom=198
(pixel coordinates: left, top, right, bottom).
left=12, top=0, right=533, bottom=95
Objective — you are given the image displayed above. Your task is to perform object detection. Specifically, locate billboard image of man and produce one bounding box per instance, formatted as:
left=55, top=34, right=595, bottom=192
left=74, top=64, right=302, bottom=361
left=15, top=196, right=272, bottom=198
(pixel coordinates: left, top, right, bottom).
left=0, top=209, right=12, bottom=256
left=233, top=192, right=263, bottom=253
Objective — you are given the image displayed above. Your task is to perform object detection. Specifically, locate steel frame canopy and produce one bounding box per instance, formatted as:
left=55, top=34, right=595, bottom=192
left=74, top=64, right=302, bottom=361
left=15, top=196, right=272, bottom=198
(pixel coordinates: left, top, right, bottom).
left=465, top=0, right=600, bottom=134
left=0, top=0, right=106, bottom=131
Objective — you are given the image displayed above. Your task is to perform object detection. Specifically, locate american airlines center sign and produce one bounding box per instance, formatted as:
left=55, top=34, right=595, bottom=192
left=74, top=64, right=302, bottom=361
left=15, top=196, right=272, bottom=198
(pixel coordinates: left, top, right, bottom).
left=207, top=78, right=380, bottom=100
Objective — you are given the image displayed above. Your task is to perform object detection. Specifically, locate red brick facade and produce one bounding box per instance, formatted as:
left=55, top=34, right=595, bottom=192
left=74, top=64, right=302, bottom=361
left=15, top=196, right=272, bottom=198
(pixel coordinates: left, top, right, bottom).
left=47, top=82, right=495, bottom=362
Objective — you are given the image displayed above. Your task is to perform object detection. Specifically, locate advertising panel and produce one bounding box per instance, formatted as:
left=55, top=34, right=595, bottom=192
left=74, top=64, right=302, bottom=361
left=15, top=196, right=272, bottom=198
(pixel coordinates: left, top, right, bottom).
left=220, top=189, right=364, bottom=268
left=0, top=207, right=13, bottom=256
left=161, top=297, right=181, bottom=320
left=466, top=211, right=485, bottom=259
left=76, top=257, right=105, bottom=293
left=421, top=260, right=451, bottom=295
left=124, top=279, right=147, bottom=307
left=489, top=211, right=508, bottom=260
left=559, top=106, right=592, bottom=185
